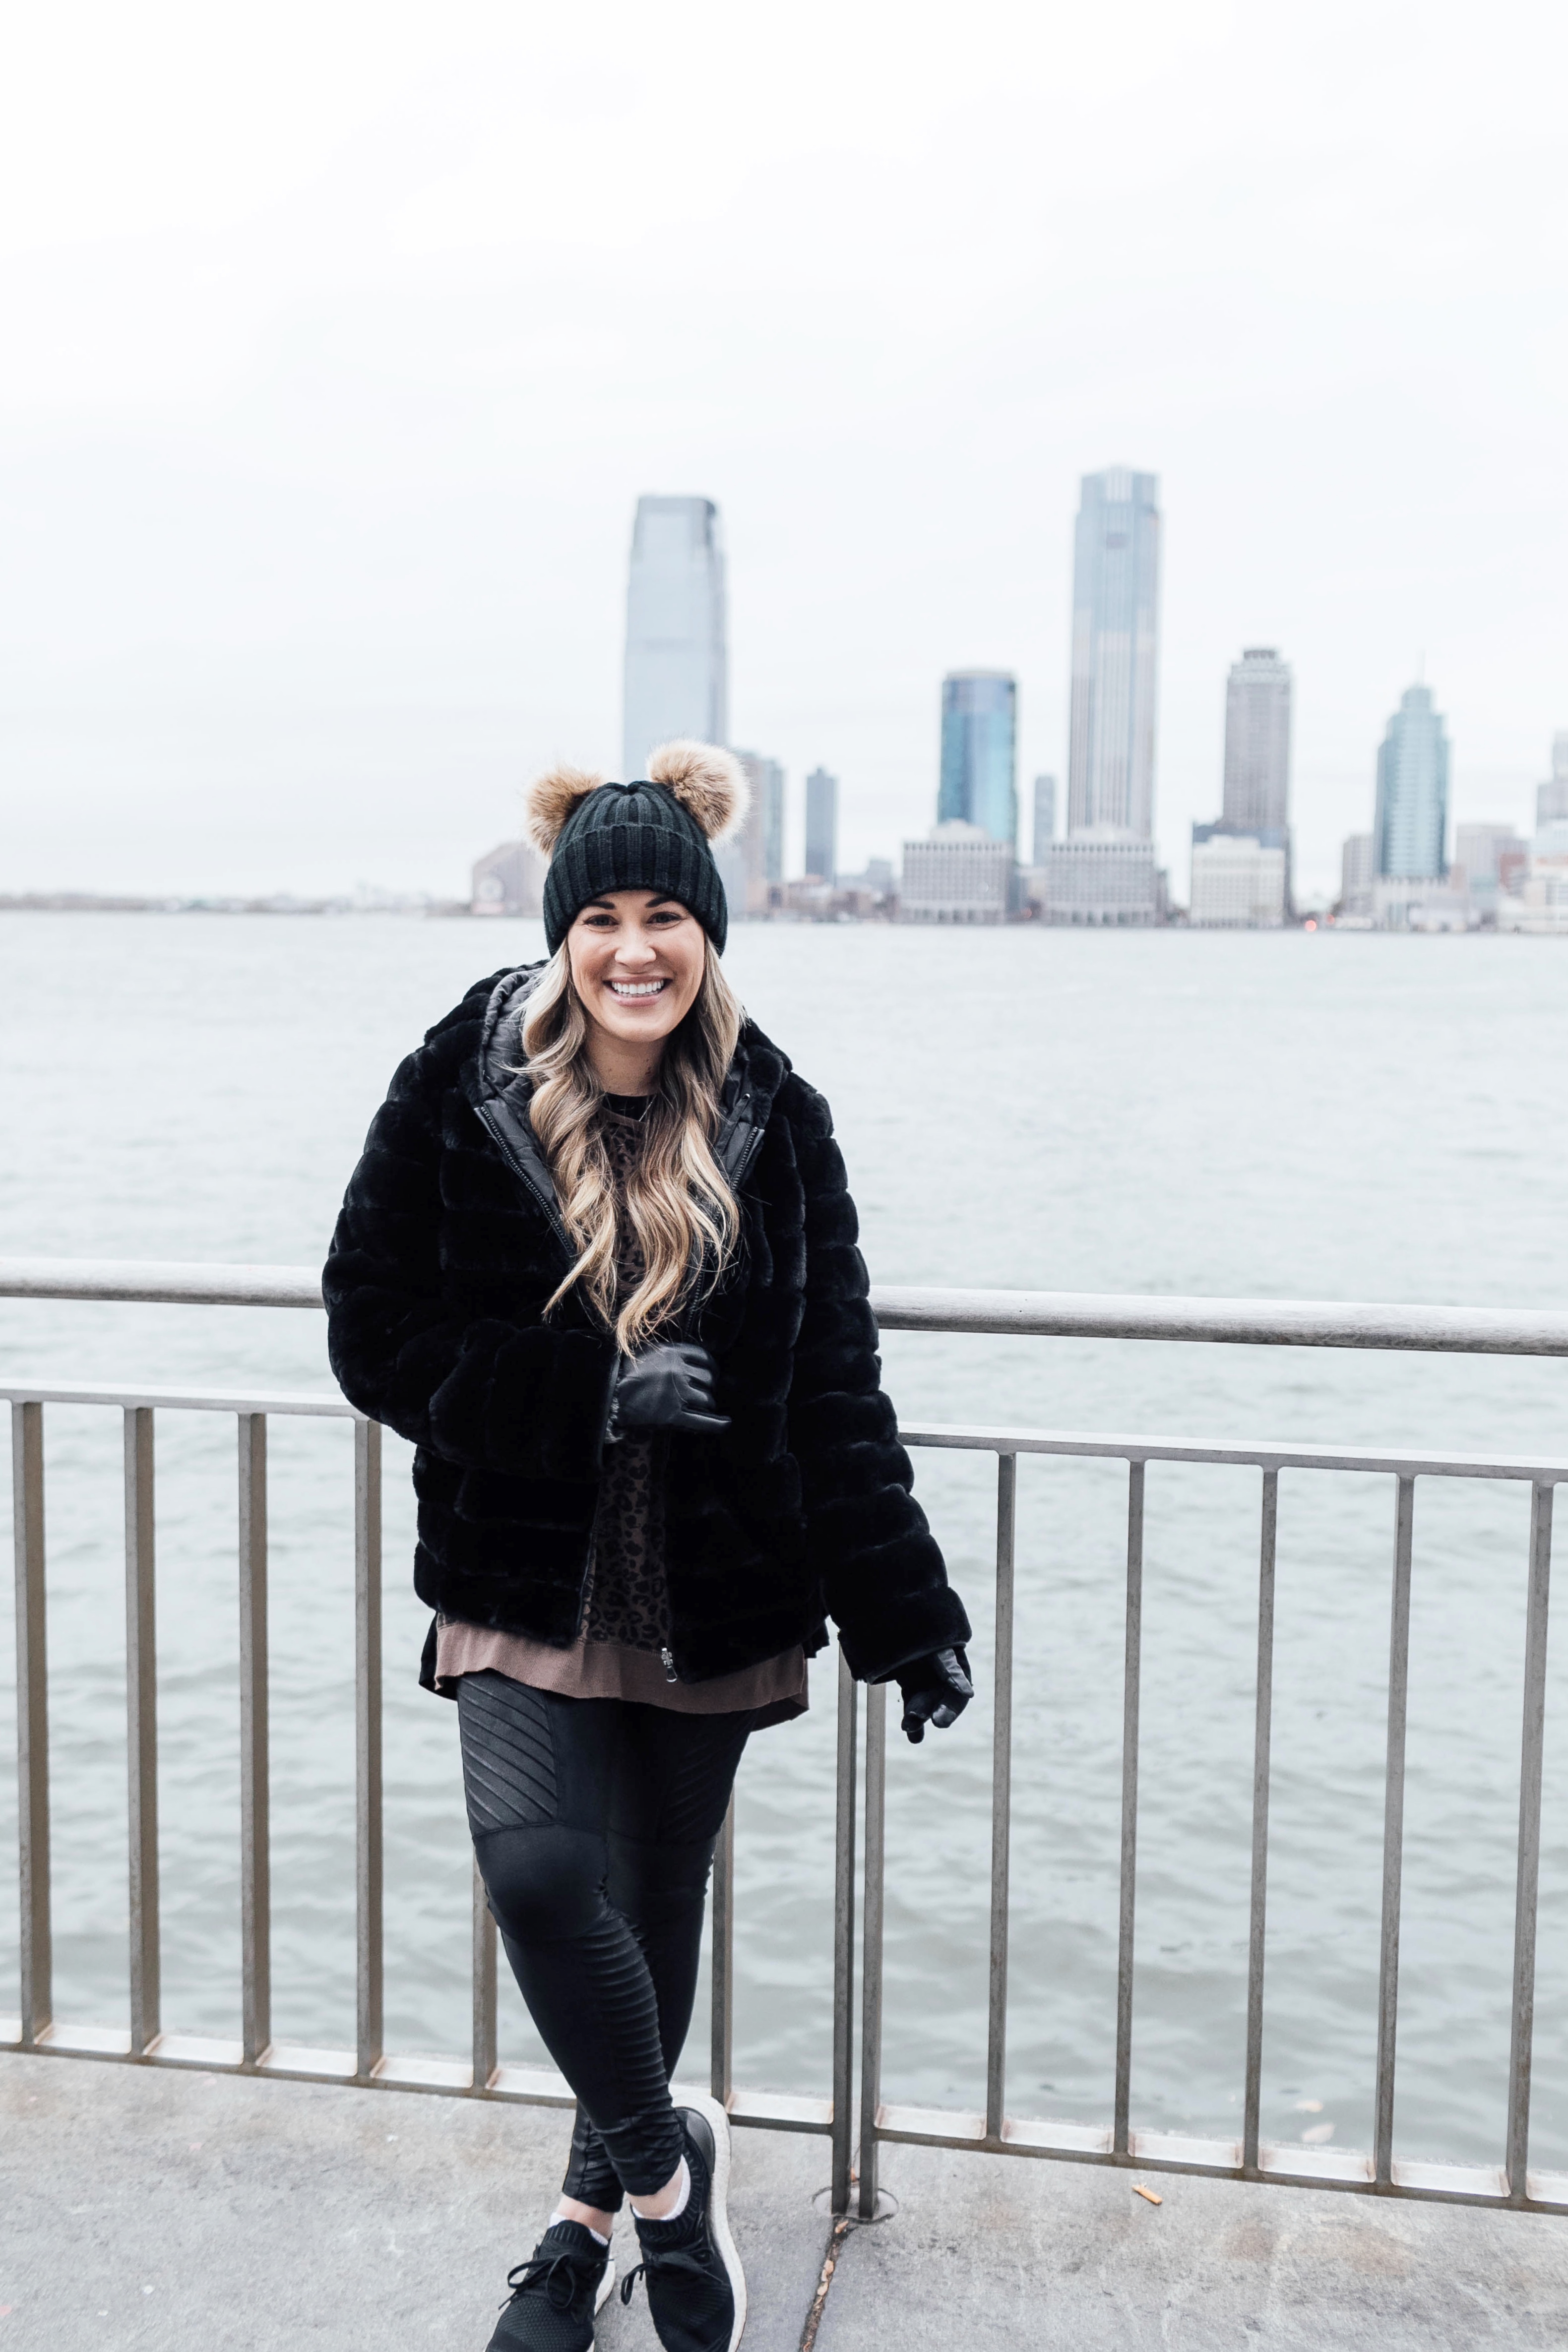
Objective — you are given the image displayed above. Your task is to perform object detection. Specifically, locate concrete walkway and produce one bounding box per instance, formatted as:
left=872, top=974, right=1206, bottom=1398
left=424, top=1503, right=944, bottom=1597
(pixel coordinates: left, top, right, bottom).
left=5, top=2051, right=1568, bottom=2349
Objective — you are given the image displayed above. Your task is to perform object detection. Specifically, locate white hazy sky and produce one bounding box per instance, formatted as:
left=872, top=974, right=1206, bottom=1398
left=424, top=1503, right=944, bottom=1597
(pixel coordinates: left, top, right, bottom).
left=2, top=0, right=1565, bottom=901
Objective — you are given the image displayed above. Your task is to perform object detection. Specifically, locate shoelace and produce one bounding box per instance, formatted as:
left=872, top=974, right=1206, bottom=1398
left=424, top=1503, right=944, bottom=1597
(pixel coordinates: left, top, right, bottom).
left=618, top=2244, right=714, bottom=2307
left=502, top=2249, right=595, bottom=2315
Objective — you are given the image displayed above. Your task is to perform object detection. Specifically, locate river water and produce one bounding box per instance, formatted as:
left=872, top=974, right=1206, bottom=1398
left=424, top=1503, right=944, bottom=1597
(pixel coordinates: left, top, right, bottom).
left=1, top=912, right=1566, bottom=2174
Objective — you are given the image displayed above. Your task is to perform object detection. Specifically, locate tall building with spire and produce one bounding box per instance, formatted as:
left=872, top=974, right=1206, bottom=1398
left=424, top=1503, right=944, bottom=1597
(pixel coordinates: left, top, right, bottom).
left=1375, top=684, right=1450, bottom=881
left=622, top=496, right=728, bottom=778
left=1066, top=468, right=1161, bottom=839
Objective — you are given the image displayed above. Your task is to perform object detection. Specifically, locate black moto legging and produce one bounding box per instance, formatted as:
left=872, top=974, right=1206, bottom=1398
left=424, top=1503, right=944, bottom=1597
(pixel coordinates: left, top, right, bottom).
left=457, top=1671, right=755, bottom=2206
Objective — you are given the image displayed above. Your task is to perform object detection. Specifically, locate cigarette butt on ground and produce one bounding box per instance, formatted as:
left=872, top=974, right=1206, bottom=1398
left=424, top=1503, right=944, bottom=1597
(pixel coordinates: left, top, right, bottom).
left=1132, top=2183, right=1163, bottom=2206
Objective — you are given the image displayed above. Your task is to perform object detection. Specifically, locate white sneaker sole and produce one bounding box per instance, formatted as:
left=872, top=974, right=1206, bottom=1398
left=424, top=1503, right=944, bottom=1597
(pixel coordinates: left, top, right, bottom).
left=685, top=2091, right=747, bottom=2352
left=594, top=2255, right=617, bottom=2317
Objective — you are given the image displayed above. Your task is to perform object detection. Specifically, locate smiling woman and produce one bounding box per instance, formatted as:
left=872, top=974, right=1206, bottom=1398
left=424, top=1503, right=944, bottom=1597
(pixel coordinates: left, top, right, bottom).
left=322, top=738, right=971, bottom=2352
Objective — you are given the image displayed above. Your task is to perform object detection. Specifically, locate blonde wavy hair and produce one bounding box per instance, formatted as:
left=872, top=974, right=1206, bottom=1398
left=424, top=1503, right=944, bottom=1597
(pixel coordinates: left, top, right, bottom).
left=521, top=947, right=746, bottom=1353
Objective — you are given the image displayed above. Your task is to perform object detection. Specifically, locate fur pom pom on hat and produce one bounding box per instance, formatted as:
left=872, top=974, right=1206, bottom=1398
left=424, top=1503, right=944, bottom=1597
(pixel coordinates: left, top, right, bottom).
left=525, top=740, right=748, bottom=954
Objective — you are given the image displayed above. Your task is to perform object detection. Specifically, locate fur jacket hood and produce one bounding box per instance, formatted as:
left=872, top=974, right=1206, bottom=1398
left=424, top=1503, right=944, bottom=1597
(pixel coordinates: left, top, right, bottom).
left=322, top=965, right=968, bottom=1686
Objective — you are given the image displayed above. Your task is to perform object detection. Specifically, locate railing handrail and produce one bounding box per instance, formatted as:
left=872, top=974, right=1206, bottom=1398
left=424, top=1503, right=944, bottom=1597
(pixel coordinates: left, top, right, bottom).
left=4, top=1256, right=1568, bottom=1356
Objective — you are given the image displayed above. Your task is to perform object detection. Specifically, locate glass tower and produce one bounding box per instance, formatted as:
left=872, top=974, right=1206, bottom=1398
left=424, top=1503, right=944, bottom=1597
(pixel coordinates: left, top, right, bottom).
left=622, top=496, right=728, bottom=778
left=1066, top=469, right=1161, bottom=838
left=1375, top=684, right=1450, bottom=880
left=1032, top=774, right=1057, bottom=862
left=805, top=766, right=838, bottom=882
left=938, top=673, right=1017, bottom=847
left=1222, top=649, right=1292, bottom=835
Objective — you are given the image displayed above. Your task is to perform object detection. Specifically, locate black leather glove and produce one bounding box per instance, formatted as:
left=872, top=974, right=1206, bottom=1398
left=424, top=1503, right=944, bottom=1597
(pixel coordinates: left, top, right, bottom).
left=607, top=1342, right=730, bottom=1438
left=895, top=1646, right=974, bottom=1743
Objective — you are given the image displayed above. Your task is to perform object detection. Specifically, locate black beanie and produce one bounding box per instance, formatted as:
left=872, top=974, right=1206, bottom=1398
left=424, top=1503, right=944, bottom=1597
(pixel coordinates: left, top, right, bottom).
left=525, top=740, right=749, bottom=956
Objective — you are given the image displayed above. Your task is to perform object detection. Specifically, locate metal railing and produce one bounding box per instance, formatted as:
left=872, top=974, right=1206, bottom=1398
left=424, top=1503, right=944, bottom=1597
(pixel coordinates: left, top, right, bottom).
left=4, top=1258, right=1568, bottom=2219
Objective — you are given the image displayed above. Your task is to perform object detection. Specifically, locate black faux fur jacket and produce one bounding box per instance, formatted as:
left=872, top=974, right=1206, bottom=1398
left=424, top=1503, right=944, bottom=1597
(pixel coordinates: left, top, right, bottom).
left=323, top=965, right=969, bottom=1687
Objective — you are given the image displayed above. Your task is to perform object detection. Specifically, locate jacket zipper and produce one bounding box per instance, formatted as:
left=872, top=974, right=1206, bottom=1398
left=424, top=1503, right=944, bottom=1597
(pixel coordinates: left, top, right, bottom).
left=660, top=1645, right=679, bottom=1684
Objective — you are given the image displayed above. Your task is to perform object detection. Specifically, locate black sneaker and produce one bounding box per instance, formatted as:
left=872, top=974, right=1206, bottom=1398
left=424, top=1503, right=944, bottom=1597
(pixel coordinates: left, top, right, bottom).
left=619, top=2095, right=746, bottom=2352
left=487, top=2219, right=615, bottom=2352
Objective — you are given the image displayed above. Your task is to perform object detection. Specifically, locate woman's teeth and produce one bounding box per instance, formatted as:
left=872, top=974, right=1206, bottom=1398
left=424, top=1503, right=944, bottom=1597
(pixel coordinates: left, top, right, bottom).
left=609, top=979, right=667, bottom=997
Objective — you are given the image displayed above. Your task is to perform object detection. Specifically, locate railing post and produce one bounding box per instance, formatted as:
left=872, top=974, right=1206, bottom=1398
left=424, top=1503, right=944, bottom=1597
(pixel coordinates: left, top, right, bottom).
left=857, top=1679, right=886, bottom=2218
left=13, top=1400, right=51, bottom=2047
left=830, top=1646, right=859, bottom=2216
left=355, top=1419, right=383, bottom=2082
left=1506, top=1480, right=1554, bottom=2203
left=124, top=1406, right=160, bottom=2056
left=238, top=1413, right=271, bottom=2067
left=1243, top=1467, right=1278, bottom=2174
left=710, top=1793, right=735, bottom=2109
left=1374, top=1474, right=1415, bottom=2188
left=987, top=1452, right=1017, bottom=2145
left=472, top=1856, right=498, bottom=2092
left=1114, top=1459, right=1145, bottom=2158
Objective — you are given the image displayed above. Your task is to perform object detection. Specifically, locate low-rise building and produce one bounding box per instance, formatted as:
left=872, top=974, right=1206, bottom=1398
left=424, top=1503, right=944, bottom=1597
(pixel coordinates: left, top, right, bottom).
left=471, top=841, right=545, bottom=918
left=1189, top=829, right=1286, bottom=928
left=1039, top=831, right=1159, bottom=926
left=899, top=821, right=1013, bottom=923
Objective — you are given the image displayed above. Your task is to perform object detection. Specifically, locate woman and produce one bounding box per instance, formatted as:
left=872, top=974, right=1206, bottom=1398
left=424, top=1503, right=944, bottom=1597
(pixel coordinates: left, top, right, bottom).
left=324, top=741, right=972, bottom=2352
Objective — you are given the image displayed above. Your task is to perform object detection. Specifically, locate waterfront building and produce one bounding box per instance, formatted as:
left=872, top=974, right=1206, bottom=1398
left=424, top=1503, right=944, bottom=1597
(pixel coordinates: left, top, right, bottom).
left=1454, top=822, right=1528, bottom=915
left=900, top=821, right=1013, bottom=923
left=1041, top=831, right=1160, bottom=926
left=1221, top=649, right=1292, bottom=836
left=718, top=751, right=785, bottom=918
left=622, top=495, right=728, bottom=778
left=1066, top=468, right=1161, bottom=840
left=1032, top=774, right=1057, bottom=863
left=471, top=840, right=544, bottom=918
left=938, top=673, right=1017, bottom=847
left=1340, top=833, right=1375, bottom=918
left=805, top=766, right=839, bottom=882
left=1374, top=683, right=1450, bottom=881
left=1189, top=829, right=1286, bottom=928
left=1537, top=733, right=1568, bottom=828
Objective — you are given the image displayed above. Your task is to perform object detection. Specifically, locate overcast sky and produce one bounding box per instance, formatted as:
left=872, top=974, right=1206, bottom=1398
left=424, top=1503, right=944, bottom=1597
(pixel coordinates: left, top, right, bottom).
left=2, top=0, right=1565, bottom=901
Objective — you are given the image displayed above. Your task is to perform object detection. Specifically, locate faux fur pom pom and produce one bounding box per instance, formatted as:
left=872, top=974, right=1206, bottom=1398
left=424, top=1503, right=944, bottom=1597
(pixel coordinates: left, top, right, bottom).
left=523, top=763, right=606, bottom=854
left=646, top=741, right=750, bottom=842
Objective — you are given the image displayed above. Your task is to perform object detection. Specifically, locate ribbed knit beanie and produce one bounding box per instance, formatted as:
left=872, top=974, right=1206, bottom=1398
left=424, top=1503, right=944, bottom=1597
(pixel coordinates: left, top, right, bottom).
left=524, top=740, right=750, bottom=956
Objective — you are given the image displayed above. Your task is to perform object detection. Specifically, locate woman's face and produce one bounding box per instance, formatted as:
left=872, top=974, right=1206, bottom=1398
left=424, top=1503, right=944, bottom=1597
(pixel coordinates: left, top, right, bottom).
left=566, top=890, right=707, bottom=1055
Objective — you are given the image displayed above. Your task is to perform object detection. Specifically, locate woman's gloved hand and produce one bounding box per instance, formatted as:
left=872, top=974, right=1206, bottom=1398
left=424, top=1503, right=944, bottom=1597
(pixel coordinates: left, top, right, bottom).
left=895, top=1646, right=974, bottom=1743
left=608, top=1342, right=730, bottom=1438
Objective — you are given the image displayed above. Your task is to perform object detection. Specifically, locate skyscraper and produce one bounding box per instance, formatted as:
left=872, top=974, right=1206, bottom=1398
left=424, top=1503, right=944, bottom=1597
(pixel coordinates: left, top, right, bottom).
left=1537, top=733, right=1568, bottom=829
left=1375, top=684, right=1450, bottom=880
left=805, top=766, right=839, bottom=882
left=1032, top=775, right=1057, bottom=862
left=938, top=673, right=1017, bottom=847
left=1222, top=649, right=1292, bottom=835
left=622, top=496, right=727, bottom=779
left=720, top=751, right=785, bottom=918
left=1066, top=468, right=1161, bottom=838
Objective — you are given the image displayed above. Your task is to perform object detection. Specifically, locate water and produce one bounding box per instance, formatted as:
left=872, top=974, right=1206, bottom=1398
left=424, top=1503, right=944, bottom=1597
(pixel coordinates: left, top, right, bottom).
left=2, top=912, right=1567, bottom=2174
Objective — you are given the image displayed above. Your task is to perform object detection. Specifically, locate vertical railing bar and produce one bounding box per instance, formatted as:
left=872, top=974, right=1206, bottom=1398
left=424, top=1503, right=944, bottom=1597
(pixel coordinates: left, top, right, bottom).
left=710, top=1792, right=735, bottom=2108
left=238, top=1412, right=271, bottom=2067
left=857, top=1679, right=887, bottom=2218
left=354, top=1419, right=384, bottom=2082
left=830, top=1646, right=859, bottom=2216
left=1243, top=1467, right=1278, bottom=2173
left=1506, top=1480, right=1553, bottom=2202
left=1113, top=1459, right=1145, bottom=2157
left=124, top=1406, right=160, bottom=2057
left=1374, top=1473, right=1415, bottom=2187
left=13, top=1400, right=51, bottom=2047
left=986, top=1452, right=1017, bottom=2143
left=472, top=1855, right=498, bottom=2092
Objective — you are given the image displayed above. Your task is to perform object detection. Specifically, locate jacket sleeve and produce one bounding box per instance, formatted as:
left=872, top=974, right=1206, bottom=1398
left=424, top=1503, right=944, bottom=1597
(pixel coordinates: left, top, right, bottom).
left=784, top=1089, right=971, bottom=1682
left=322, top=1034, right=618, bottom=1484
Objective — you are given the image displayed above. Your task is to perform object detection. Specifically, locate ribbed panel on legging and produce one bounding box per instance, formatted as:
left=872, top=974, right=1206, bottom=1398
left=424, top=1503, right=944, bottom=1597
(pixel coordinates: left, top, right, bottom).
left=458, top=1672, right=558, bottom=1833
